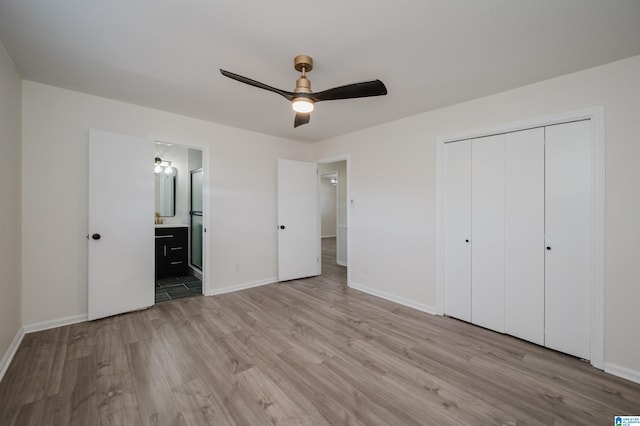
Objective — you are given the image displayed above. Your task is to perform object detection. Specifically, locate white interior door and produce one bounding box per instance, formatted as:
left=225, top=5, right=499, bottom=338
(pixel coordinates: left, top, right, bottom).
left=471, top=134, right=506, bottom=332
left=545, top=120, right=591, bottom=359
left=277, top=159, right=320, bottom=281
left=505, top=128, right=545, bottom=345
left=443, top=140, right=472, bottom=322
left=88, top=129, right=155, bottom=320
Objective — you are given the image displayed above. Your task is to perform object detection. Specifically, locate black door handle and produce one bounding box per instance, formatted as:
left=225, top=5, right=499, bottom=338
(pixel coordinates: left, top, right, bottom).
left=546, top=246, right=551, bottom=251
left=92, top=233, right=101, bottom=240
left=279, top=225, right=286, bottom=230
left=465, top=239, right=469, bottom=243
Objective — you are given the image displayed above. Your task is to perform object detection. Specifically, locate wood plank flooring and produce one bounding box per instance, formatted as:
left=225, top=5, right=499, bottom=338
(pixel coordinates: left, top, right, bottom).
left=1, top=237, right=639, bottom=424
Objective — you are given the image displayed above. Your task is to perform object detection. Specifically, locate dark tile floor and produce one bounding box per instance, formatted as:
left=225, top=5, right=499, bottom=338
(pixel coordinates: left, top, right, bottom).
left=155, top=275, right=202, bottom=303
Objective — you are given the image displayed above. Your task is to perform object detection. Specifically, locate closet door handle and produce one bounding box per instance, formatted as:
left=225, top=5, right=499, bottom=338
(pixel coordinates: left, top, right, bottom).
left=465, top=239, right=469, bottom=243
left=546, top=246, right=551, bottom=251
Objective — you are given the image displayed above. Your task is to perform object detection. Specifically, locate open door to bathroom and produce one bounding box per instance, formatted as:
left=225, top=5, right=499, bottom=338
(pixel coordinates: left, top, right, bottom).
left=88, top=129, right=155, bottom=320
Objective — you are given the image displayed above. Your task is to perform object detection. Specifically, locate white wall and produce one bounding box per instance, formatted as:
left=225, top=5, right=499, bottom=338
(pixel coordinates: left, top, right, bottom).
left=0, top=40, right=22, bottom=371
left=188, top=148, right=203, bottom=173
left=320, top=176, right=337, bottom=237
left=311, top=55, right=640, bottom=377
left=21, top=81, right=309, bottom=326
left=318, top=161, right=347, bottom=227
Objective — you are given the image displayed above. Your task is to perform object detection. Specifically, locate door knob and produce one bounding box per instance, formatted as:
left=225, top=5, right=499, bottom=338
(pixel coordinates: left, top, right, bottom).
left=92, top=233, right=101, bottom=240
left=465, top=239, right=469, bottom=243
left=546, top=246, right=551, bottom=250
left=279, top=225, right=286, bottom=230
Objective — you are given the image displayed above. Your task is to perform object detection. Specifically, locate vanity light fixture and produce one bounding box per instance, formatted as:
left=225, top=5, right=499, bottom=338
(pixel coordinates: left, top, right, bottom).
left=154, top=157, right=174, bottom=175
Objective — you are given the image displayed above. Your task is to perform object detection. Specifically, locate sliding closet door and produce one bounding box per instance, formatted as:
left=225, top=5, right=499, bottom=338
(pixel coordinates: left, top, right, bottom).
left=443, top=140, right=472, bottom=322
left=545, top=120, right=591, bottom=359
left=471, top=134, right=506, bottom=332
left=505, top=128, right=545, bottom=345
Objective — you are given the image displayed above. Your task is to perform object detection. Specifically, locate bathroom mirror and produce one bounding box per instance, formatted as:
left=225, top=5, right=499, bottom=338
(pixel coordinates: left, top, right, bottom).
left=155, top=169, right=176, bottom=217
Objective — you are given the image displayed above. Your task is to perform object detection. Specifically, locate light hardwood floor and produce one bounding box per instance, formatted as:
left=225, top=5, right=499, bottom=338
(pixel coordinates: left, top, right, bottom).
left=1, top=238, right=639, bottom=425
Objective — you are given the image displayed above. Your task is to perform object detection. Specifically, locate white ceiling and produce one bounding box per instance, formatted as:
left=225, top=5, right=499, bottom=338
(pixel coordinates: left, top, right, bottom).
left=1, top=1, right=639, bottom=143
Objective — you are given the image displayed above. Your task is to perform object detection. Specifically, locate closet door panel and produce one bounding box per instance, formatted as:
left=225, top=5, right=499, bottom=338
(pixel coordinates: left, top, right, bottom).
left=471, top=134, right=506, bottom=332
left=443, top=140, right=472, bottom=322
left=545, top=120, right=591, bottom=359
left=505, top=128, right=545, bottom=345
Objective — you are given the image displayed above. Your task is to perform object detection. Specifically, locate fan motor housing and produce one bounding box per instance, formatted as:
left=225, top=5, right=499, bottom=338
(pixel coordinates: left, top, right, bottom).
left=295, top=76, right=312, bottom=94
left=294, top=55, right=313, bottom=73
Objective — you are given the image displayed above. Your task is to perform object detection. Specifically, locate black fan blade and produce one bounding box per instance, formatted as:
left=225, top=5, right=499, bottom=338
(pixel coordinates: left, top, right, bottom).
left=220, top=69, right=295, bottom=101
left=294, top=112, right=310, bottom=128
left=311, top=79, right=387, bottom=102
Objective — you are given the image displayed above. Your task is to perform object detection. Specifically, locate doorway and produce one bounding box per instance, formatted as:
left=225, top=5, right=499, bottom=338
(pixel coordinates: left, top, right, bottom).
left=89, top=129, right=210, bottom=320
left=275, top=157, right=349, bottom=283
left=154, top=142, right=206, bottom=303
left=318, top=159, right=348, bottom=282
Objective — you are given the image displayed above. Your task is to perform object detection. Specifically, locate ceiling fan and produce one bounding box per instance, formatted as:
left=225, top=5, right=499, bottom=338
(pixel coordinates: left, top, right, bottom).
left=220, top=55, right=387, bottom=128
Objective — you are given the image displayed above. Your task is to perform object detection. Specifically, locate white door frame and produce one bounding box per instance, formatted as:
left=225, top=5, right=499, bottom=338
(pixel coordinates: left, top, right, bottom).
left=155, top=139, right=212, bottom=297
left=333, top=170, right=341, bottom=265
left=316, top=155, right=350, bottom=284
left=435, top=106, right=605, bottom=370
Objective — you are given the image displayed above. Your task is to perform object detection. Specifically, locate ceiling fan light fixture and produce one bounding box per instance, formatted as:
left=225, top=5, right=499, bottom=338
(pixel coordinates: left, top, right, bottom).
left=220, top=54, right=387, bottom=128
left=292, top=98, right=314, bottom=113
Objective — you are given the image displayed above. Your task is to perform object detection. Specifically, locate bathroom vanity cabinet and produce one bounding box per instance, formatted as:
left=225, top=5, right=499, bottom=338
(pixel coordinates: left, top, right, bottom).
left=155, top=226, right=188, bottom=278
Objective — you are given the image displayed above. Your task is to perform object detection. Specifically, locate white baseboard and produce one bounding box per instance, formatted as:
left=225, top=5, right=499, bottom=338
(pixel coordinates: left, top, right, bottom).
left=322, top=234, right=337, bottom=238
left=208, top=277, right=277, bottom=296
left=349, top=281, right=437, bottom=315
left=605, top=362, right=640, bottom=385
left=23, top=314, right=88, bottom=334
left=337, top=260, right=348, bottom=267
left=0, top=327, right=25, bottom=383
